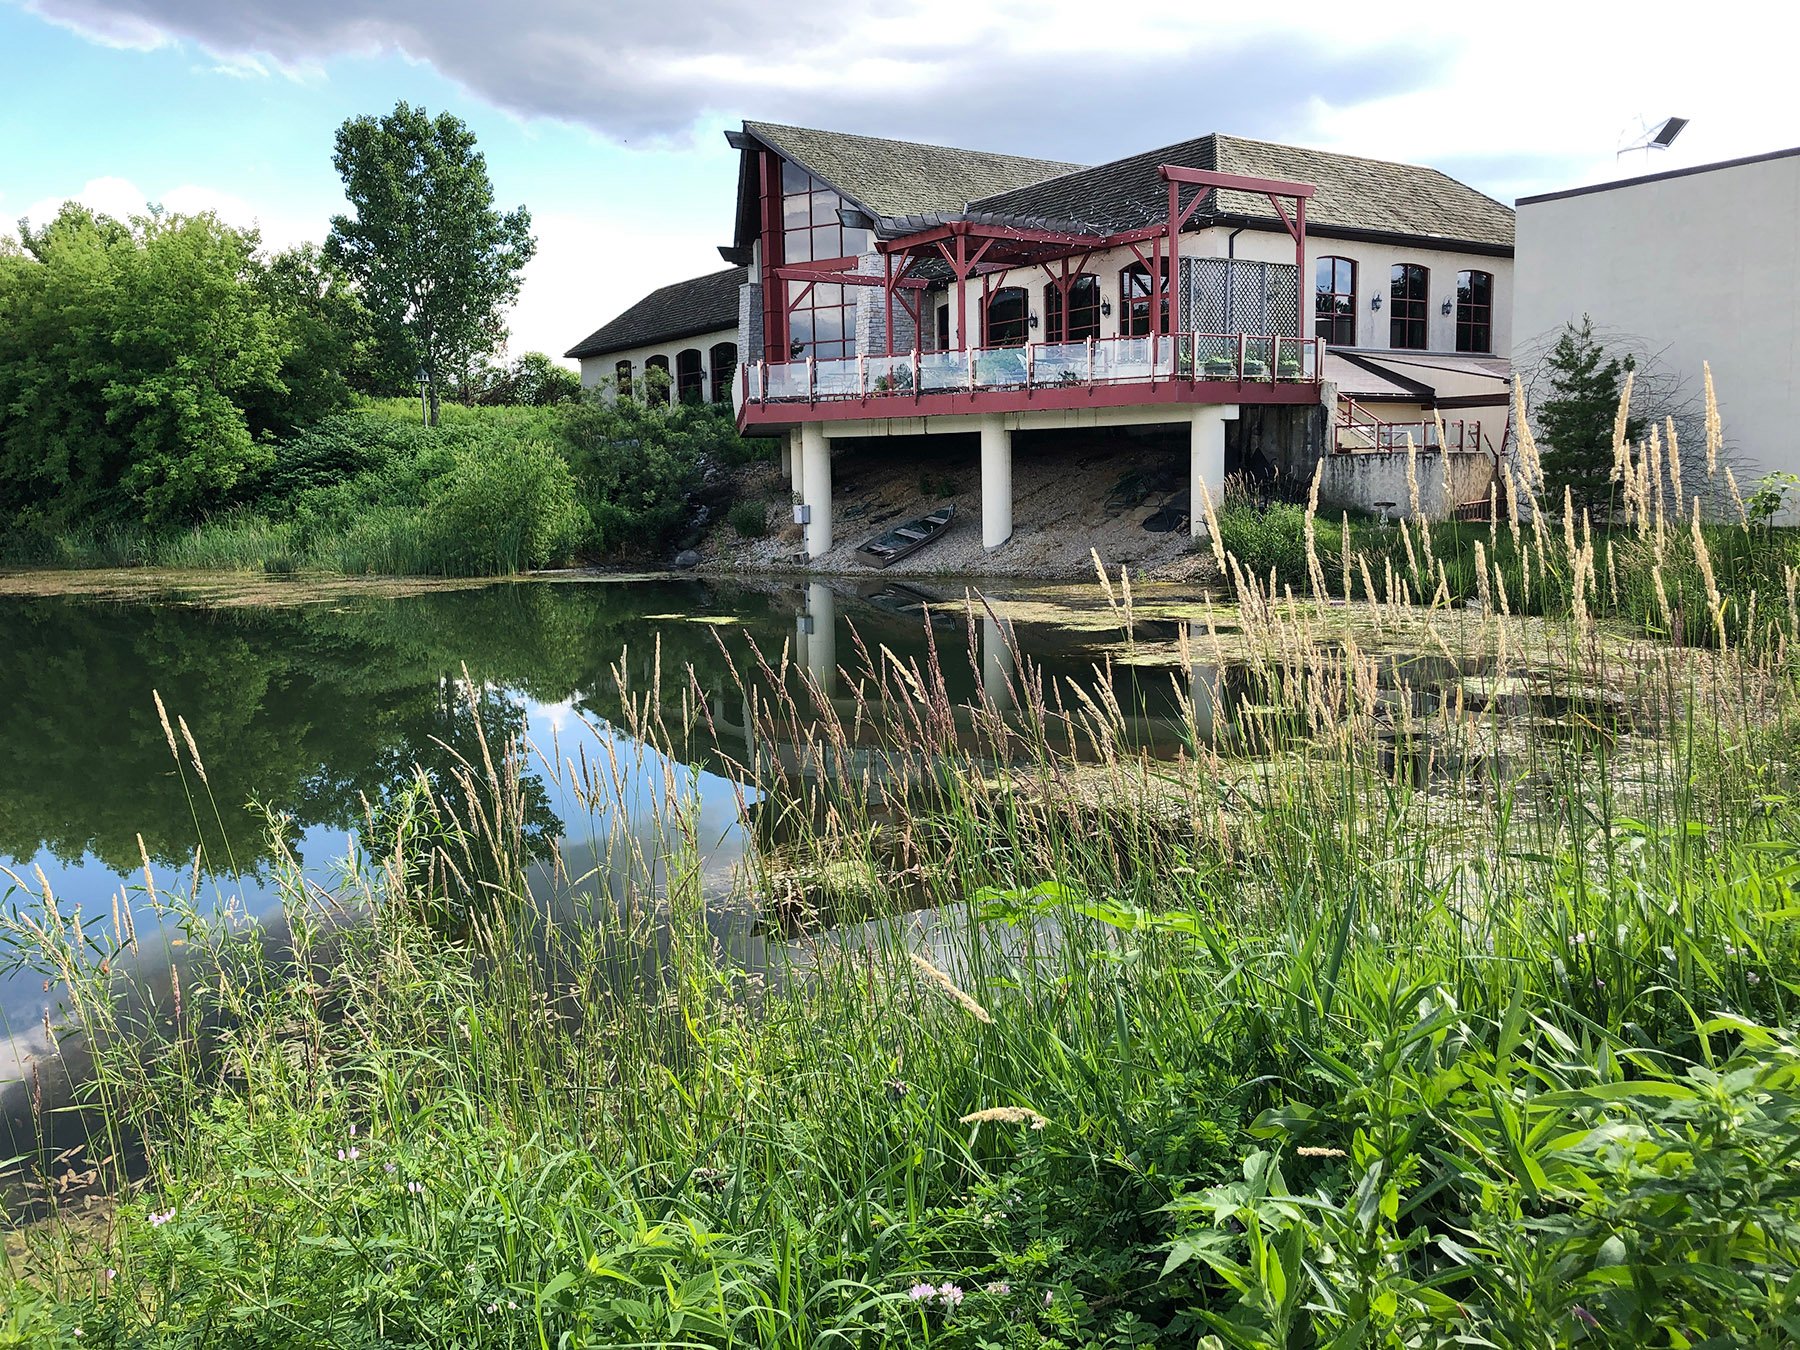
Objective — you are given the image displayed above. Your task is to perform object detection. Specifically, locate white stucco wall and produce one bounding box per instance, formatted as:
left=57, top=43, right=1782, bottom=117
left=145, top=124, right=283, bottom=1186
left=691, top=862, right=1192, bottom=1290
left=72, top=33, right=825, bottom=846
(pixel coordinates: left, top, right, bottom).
left=1514, top=150, right=1800, bottom=512
left=577, top=326, right=742, bottom=409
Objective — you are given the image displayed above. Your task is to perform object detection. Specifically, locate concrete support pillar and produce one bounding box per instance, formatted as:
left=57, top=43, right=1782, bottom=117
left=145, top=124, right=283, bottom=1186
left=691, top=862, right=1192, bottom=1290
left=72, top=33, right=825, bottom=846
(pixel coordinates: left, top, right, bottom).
left=805, top=582, right=837, bottom=694
left=1190, top=404, right=1239, bottom=540
left=800, top=423, right=831, bottom=558
left=982, top=614, right=1016, bottom=712
left=979, top=415, right=1012, bottom=550
left=786, top=429, right=803, bottom=500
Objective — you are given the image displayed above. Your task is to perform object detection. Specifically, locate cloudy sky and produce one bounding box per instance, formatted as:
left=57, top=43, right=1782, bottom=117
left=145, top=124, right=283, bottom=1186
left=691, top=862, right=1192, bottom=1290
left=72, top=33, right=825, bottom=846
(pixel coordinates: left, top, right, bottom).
left=3, top=0, right=1791, bottom=363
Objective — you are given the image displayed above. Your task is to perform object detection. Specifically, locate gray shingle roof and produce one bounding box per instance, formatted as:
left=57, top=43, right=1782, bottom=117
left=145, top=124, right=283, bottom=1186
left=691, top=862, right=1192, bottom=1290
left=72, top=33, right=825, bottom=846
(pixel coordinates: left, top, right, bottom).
left=564, top=266, right=746, bottom=359
left=742, top=121, right=1083, bottom=221
left=973, top=134, right=1514, bottom=249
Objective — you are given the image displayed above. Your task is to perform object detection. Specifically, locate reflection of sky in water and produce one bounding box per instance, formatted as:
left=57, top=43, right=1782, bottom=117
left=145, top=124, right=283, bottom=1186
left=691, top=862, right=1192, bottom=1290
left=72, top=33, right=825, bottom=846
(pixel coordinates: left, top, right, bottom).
left=2, top=688, right=752, bottom=1058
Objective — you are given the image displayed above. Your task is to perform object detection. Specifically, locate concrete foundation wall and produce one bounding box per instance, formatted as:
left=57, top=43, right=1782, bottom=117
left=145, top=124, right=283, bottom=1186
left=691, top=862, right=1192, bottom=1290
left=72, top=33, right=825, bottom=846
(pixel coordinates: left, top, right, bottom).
left=1315, top=449, right=1496, bottom=521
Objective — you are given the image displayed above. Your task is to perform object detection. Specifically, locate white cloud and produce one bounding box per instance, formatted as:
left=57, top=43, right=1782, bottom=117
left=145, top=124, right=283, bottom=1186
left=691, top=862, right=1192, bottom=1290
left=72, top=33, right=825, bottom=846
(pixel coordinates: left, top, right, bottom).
left=13, top=176, right=317, bottom=253
left=16, top=0, right=1798, bottom=366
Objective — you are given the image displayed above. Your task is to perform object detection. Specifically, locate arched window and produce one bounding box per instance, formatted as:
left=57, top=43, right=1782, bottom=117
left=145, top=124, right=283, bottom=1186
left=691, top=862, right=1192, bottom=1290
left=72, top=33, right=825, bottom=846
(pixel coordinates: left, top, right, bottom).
left=643, top=354, right=671, bottom=403
left=1314, top=256, right=1357, bottom=345
left=1043, top=275, right=1101, bottom=343
left=675, top=349, right=705, bottom=403
left=614, top=359, right=632, bottom=399
left=983, top=286, right=1030, bottom=347
left=708, top=342, right=738, bottom=404
left=1389, top=263, right=1429, bottom=350
left=1119, top=261, right=1169, bottom=337
left=1455, top=270, right=1493, bottom=353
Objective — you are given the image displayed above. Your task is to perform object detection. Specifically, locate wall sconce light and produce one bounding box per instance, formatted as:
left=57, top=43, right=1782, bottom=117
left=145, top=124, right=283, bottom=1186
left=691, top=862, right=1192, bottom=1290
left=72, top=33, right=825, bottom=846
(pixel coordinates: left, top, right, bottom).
left=1370, top=294, right=1383, bottom=312
left=1100, top=299, right=1113, bottom=317
left=1440, top=297, right=1454, bottom=316
left=1028, top=313, right=1039, bottom=329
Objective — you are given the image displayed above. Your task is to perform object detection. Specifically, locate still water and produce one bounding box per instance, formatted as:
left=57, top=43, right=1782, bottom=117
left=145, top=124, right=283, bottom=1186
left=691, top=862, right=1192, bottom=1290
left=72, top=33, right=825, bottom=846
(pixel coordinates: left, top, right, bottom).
left=0, top=574, right=1211, bottom=1099
left=1, top=571, right=1634, bottom=1174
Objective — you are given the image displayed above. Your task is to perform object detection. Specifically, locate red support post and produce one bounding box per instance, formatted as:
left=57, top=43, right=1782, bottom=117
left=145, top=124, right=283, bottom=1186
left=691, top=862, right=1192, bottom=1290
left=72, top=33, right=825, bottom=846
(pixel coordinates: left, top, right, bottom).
left=1167, top=179, right=1181, bottom=342
left=884, top=252, right=895, bottom=358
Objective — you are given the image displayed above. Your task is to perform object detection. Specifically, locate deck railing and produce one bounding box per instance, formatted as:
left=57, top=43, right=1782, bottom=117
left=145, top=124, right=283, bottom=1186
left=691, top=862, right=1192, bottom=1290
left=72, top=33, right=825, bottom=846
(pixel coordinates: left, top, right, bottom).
left=744, top=333, right=1324, bottom=404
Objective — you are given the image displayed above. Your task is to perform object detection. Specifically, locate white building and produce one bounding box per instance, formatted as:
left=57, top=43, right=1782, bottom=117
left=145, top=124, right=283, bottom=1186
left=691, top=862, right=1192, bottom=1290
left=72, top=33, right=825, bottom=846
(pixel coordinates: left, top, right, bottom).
left=566, top=266, right=745, bottom=406
left=571, top=122, right=1520, bottom=552
left=1514, top=147, right=1800, bottom=518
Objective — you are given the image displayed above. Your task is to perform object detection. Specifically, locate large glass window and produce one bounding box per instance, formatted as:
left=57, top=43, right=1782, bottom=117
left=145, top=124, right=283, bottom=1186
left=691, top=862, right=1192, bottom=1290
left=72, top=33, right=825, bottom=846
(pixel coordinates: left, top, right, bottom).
left=709, top=342, right=738, bottom=404
left=1455, top=270, right=1493, bottom=353
left=1315, top=256, right=1357, bottom=345
left=643, top=354, right=671, bottom=403
left=984, top=286, right=1030, bottom=347
left=1044, top=275, right=1101, bottom=343
left=780, top=161, right=872, bottom=266
left=614, top=359, right=632, bottom=398
left=787, top=281, right=855, bottom=362
left=676, top=349, right=705, bottom=403
left=1389, top=263, right=1429, bottom=350
left=1120, top=261, right=1169, bottom=337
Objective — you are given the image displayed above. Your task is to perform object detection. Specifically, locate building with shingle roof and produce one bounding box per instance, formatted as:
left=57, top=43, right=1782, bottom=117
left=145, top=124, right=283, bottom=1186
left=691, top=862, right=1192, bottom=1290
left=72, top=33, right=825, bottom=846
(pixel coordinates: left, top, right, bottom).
left=565, top=266, right=747, bottom=404
left=569, top=121, right=1519, bottom=553
left=971, top=133, right=1513, bottom=252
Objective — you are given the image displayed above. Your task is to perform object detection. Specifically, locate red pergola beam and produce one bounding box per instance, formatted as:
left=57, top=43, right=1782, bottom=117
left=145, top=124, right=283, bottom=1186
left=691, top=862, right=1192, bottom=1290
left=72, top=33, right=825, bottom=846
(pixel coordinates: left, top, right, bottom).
left=1159, top=165, right=1314, bottom=342
left=1157, top=165, right=1316, bottom=201
left=770, top=265, right=931, bottom=290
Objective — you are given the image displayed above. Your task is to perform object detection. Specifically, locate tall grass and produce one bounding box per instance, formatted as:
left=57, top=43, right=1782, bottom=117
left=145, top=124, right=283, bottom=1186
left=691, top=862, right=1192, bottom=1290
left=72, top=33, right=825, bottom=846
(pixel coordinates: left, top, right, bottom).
left=2, top=385, right=1799, bottom=1347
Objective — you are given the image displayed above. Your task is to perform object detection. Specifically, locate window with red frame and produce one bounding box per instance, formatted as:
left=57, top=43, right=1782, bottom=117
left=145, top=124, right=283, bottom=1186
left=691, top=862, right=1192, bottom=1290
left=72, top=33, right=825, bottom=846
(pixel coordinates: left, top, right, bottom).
left=779, top=161, right=871, bottom=264
left=1044, top=275, right=1101, bottom=343
left=984, top=286, right=1030, bottom=347
left=708, top=342, right=738, bottom=403
left=1120, top=261, right=1169, bottom=337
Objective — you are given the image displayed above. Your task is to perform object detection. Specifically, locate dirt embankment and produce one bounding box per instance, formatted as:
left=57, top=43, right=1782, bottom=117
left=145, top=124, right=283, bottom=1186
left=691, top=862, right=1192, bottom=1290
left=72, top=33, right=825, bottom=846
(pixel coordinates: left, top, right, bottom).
left=698, top=429, right=1220, bottom=582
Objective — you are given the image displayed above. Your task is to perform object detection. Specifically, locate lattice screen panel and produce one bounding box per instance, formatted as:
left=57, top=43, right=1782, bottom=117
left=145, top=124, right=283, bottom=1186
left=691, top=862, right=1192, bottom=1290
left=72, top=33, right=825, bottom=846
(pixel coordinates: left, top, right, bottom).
left=1180, top=258, right=1299, bottom=337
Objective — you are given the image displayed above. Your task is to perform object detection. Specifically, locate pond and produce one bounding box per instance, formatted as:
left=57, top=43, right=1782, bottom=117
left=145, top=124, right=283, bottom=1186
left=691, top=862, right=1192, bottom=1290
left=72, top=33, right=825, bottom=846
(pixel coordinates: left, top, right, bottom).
left=0, top=569, right=1638, bottom=1177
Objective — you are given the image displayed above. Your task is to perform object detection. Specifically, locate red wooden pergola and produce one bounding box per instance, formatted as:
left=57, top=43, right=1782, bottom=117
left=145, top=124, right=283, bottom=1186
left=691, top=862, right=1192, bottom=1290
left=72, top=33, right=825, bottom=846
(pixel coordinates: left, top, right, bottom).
left=843, top=166, right=1317, bottom=357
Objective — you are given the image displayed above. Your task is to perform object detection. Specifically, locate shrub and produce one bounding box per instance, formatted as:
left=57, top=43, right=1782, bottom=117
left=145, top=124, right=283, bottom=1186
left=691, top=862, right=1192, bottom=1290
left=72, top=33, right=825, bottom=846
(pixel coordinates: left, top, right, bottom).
left=1212, top=493, right=1310, bottom=586
left=419, top=438, right=587, bottom=574
left=727, top=499, right=770, bottom=539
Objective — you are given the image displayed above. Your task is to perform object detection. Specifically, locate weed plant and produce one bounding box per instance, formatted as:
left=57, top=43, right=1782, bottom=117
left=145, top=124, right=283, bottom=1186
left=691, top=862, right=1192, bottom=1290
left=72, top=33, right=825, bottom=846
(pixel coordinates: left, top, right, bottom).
left=1, top=386, right=1799, bottom=1347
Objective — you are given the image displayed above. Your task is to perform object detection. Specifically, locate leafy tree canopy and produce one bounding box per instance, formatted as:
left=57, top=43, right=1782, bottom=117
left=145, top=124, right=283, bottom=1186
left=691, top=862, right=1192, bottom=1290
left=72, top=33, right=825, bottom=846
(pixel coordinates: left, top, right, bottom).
left=325, top=102, right=536, bottom=425
left=0, top=205, right=318, bottom=528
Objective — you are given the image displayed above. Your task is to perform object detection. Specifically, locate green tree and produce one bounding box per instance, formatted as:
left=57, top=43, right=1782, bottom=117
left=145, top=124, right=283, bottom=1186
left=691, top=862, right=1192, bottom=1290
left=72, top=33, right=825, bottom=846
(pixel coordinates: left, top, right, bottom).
left=325, top=102, right=537, bottom=426
left=1536, top=316, right=1642, bottom=513
left=0, top=205, right=291, bottom=528
left=247, top=242, right=374, bottom=435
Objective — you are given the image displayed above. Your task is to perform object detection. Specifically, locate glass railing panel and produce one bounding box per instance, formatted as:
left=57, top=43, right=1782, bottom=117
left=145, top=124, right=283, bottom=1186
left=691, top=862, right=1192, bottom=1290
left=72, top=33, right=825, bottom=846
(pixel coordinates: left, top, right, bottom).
left=1192, top=333, right=1238, bottom=380
left=1031, top=341, right=1091, bottom=387
left=1240, top=336, right=1275, bottom=382
left=917, top=351, right=969, bottom=394
left=764, top=363, right=810, bottom=400
left=864, top=355, right=914, bottom=396
left=811, top=357, right=862, bottom=398
left=974, top=346, right=1029, bottom=388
